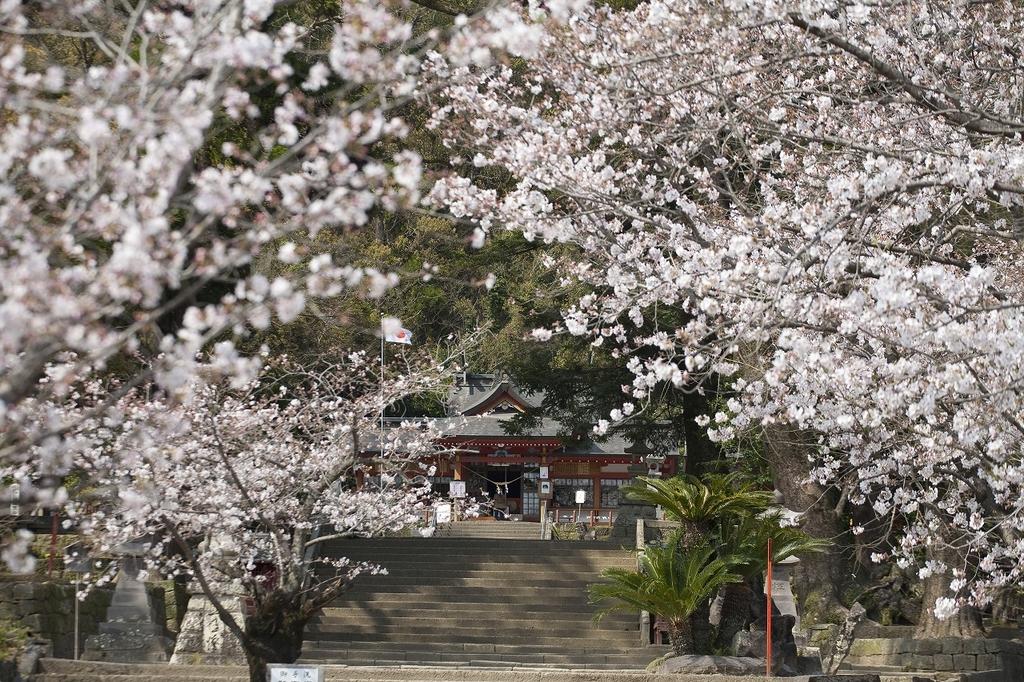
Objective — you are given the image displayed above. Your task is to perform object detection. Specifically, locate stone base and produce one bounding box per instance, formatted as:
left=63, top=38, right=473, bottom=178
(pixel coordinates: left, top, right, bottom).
left=655, top=654, right=765, bottom=675
left=81, top=630, right=173, bottom=663
left=170, top=595, right=246, bottom=665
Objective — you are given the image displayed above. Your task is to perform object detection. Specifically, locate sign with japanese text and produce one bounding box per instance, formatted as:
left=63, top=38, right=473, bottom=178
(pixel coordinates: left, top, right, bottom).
left=268, top=665, right=323, bottom=682
left=449, top=480, right=466, bottom=498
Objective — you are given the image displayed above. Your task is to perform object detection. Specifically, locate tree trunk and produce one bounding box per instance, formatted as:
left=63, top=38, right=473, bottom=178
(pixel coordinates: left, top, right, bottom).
left=991, top=587, right=1023, bottom=625
left=682, top=390, right=720, bottom=476
left=762, top=424, right=850, bottom=626
left=669, top=617, right=694, bottom=656
left=915, top=544, right=984, bottom=639
left=246, top=651, right=268, bottom=682
left=243, top=592, right=310, bottom=682
left=715, top=582, right=754, bottom=651
left=690, top=597, right=713, bottom=654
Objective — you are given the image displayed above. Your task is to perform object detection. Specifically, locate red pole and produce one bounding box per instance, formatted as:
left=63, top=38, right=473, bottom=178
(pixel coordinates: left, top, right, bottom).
left=766, top=536, right=773, bottom=677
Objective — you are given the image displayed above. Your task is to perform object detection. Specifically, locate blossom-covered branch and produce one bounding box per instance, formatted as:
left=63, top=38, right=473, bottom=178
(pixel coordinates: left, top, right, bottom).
left=427, top=0, right=1024, bottom=618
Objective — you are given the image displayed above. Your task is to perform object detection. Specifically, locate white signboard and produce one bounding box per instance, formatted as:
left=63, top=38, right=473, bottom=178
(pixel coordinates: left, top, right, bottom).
left=539, top=466, right=549, bottom=479
left=434, top=503, right=452, bottom=524
left=575, top=489, right=587, bottom=505
left=268, top=664, right=323, bottom=682
left=449, top=480, right=467, bottom=498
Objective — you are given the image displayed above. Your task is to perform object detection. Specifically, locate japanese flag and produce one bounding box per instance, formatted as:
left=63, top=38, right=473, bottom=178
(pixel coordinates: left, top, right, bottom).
left=382, top=317, right=413, bottom=345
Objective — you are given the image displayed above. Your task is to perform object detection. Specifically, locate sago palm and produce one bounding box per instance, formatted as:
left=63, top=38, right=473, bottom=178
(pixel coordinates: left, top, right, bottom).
left=589, top=534, right=741, bottom=655
left=622, top=474, right=774, bottom=545
left=712, top=512, right=828, bottom=649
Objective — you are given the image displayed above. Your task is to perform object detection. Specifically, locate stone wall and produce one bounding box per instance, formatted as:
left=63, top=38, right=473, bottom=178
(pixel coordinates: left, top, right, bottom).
left=0, top=577, right=166, bottom=659
left=846, top=637, right=1024, bottom=680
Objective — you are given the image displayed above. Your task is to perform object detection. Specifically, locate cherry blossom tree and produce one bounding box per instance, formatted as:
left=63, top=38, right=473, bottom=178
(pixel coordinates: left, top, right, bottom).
left=0, top=0, right=538, bottom=497
left=22, top=351, right=453, bottom=681
left=427, top=0, right=1024, bottom=632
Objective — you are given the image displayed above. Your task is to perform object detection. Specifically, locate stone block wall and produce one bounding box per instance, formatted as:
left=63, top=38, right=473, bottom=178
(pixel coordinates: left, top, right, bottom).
left=0, top=577, right=166, bottom=659
left=846, top=637, right=1024, bottom=680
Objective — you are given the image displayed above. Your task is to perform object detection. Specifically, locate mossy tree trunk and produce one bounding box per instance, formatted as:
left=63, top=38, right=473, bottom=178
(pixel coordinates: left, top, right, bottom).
left=242, top=590, right=310, bottom=682
left=763, top=424, right=850, bottom=626
left=991, top=587, right=1023, bottom=624
left=915, top=544, right=983, bottom=639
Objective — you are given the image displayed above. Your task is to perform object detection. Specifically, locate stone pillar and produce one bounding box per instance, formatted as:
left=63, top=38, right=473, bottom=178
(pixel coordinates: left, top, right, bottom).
left=771, top=556, right=801, bottom=631
left=170, top=584, right=247, bottom=665
left=82, top=555, right=173, bottom=662
left=169, top=534, right=247, bottom=665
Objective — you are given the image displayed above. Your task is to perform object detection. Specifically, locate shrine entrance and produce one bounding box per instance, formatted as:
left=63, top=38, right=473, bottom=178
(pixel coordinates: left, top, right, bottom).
left=464, top=463, right=541, bottom=520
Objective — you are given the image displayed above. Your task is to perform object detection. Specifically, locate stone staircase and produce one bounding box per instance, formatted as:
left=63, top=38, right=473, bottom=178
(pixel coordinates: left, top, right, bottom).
left=300, top=536, right=667, bottom=670
left=32, top=660, right=669, bottom=681
left=437, top=521, right=542, bottom=540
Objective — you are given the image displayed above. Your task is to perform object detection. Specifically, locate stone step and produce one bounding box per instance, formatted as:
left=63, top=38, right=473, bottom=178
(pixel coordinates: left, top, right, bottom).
left=318, top=539, right=620, bottom=551
left=304, top=536, right=646, bottom=670
left=330, top=548, right=629, bottom=556
left=314, top=608, right=633, bottom=622
left=331, top=543, right=628, bottom=553
left=339, top=577, right=602, bottom=593
left=307, top=622, right=634, bottom=638
left=34, top=660, right=672, bottom=681
left=328, top=596, right=600, bottom=610
left=305, top=631, right=639, bottom=646
left=343, top=562, right=621, bottom=573
left=841, top=663, right=947, bottom=680
left=319, top=601, right=614, bottom=615
left=345, top=576, right=605, bottom=589
left=305, top=640, right=651, bottom=656
left=344, top=561, right=618, bottom=573
left=312, top=611, right=632, bottom=624
left=324, top=550, right=630, bottom=559
left=299, top=653, right=662, bottom=668
left=340, top=562, right=626, bottom=573
left=436, top=532, right=545, bottom=539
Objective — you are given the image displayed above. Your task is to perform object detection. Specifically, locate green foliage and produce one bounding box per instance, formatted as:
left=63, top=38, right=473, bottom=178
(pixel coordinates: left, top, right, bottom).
left=590, top=537, right=740, bottom=626
left=27, top=534, right=83, bottom=582
left=0, top=620, right=27, bottom=662
left=716, top=511, right=828, bottom=579
left=594, top=472, right=827, bottom=653
left=622, top=473, right=774, bottom=525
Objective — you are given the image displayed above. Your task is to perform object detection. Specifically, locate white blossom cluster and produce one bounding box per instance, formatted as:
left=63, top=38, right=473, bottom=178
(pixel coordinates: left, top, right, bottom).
left=427, top=0, right=1024, bottom=606
left=12, top=352, right=450, bottom=613
left=0, top=0, right=481, bottom=476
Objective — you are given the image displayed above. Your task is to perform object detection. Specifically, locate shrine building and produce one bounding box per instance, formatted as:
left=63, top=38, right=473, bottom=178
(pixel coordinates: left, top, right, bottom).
left=417, top=373, right=678, bottom=524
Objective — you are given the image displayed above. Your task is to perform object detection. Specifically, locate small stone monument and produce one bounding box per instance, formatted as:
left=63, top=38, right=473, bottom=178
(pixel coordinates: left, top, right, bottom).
left=771, top=555, right=801, bottom=631
left=610, top=441, right=660, bottom=542
left=82, top=545, right=173, bottom=663
left=170, top=534, right=246, bottom=665
left=169, top=584, right=246, bottom=665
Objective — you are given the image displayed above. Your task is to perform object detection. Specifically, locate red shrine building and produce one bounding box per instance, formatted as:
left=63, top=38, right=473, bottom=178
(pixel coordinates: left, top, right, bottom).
left=420, top=373, right=678, bottom=524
